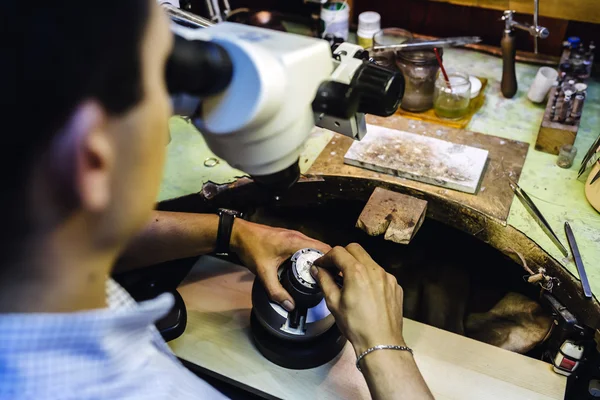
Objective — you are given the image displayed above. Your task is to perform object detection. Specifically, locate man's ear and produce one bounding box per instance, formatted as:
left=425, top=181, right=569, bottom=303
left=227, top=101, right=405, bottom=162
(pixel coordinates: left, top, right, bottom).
left=49, top=101, right=115, bottom=213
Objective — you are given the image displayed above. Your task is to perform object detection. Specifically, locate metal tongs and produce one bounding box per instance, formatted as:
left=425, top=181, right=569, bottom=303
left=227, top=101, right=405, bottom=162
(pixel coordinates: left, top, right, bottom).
left=507, top=176, right=568, bottom=257
left=372, top=36, right=482, bottom=51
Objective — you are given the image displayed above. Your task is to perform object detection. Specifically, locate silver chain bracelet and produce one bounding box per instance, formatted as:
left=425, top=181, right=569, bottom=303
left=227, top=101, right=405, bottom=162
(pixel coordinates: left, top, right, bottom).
left=355, top=344, right=414, bottom=372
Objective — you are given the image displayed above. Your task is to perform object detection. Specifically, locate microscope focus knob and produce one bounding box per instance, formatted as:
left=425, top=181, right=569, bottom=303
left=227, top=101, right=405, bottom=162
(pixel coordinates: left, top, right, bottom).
left=312, top=81, right=361, bottom=120
left=351, top=62, right=404, bottom=117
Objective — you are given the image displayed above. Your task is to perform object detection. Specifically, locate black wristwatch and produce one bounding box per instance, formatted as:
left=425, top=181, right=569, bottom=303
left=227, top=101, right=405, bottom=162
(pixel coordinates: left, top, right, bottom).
left=215, top=208, right=244, bottom=256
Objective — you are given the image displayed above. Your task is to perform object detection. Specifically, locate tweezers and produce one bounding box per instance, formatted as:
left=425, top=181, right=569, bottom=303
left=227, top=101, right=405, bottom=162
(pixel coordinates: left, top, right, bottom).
left=508, top=177, right=568, bottom=257
left=565, top=222, right=593, bottom=298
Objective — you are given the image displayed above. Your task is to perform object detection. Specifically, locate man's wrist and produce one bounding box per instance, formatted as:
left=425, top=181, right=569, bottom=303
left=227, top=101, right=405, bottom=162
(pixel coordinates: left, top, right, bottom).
left=230, top=218, right=249, bottom=254
left=358, top=343, right=414, bottom=374
left=352, top=336, right=407, bottom=357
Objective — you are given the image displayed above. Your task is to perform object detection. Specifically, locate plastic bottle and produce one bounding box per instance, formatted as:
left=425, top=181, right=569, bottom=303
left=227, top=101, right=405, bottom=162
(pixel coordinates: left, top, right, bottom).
left=357, top=11, right=381, bottom=49
left=320, top=1, right=350, bottom=41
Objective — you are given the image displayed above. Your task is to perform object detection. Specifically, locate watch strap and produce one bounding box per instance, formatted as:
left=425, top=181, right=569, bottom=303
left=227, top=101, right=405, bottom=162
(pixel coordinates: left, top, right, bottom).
left=215, top=209, right=240, bottom=255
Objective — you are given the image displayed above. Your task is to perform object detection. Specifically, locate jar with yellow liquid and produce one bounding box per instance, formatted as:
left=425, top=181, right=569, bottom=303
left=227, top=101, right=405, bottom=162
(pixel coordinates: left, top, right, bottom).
left=433, top=71, right=471, bottom=119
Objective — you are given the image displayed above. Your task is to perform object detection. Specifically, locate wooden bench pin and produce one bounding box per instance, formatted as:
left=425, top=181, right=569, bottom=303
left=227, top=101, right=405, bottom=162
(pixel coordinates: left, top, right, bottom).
left=356, top=187, right=428, bottom=245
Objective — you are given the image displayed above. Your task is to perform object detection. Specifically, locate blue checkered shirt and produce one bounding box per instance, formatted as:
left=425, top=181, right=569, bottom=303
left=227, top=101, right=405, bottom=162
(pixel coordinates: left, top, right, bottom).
left=0, top=279, right=225, bottom=399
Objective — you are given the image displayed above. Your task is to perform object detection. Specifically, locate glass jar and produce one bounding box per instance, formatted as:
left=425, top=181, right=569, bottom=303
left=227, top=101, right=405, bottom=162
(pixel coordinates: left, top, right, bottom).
left=372, top=28, right=414, bottom=73
left=556, top=144, right=577, bottom=168
left=371, top=51, right=396, bottom=70
left=373, top=28, right=413, bottom=47
left=395, top=48, right=441, bottom=112
left=433, top=71, right=471, bottom=119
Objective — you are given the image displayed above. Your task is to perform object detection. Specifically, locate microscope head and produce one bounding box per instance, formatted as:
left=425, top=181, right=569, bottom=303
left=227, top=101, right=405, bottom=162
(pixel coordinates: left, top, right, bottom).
left=168, top=22, right=332, bottom=191
left=166, top=20, right=403, bottom=191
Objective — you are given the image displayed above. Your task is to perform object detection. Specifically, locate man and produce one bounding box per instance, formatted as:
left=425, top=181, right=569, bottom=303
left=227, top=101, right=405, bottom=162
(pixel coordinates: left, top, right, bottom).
left=1, top=1, right=432, bottom=399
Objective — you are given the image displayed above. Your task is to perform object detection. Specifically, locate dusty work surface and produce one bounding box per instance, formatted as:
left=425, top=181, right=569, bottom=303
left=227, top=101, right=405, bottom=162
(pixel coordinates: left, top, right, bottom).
left=158, top=48, right=600, bottom=304
left=170, top=256, right=566, bottom=400
left=309, top=119, right=527, bottom=222
left=344, top=124, right=489, bottom=194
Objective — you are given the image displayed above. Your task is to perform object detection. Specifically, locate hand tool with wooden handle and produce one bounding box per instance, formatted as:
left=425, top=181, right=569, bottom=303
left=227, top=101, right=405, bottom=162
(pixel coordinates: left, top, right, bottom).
left=501, top=9, right=549, bottom=99
left=501, top=29, right=518, bottom=98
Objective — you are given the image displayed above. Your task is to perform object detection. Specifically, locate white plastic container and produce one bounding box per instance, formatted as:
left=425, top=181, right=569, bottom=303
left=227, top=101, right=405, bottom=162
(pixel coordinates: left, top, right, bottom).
left=469, top=76, right=482, bottom=99
left=528, top=66, right=558, bottom=103
left=321, top=2, right=350, bottom=41
left=357, top=11, right=381, bottom=48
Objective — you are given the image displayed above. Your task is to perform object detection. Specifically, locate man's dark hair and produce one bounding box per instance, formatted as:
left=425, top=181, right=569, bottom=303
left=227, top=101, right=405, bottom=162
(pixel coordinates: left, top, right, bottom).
left=1, top=1, right=151, bottom=260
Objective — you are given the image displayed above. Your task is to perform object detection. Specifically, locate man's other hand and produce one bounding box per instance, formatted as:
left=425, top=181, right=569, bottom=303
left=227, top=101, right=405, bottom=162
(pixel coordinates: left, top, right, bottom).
left=311, top=244, right=406, bottom=355
left=231, top=220, right=331, bottom=312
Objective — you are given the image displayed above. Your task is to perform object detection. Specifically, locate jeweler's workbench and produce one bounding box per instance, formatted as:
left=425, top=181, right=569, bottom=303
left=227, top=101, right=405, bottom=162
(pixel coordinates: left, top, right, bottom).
left=169, top=256, right=566, bottom=400
left=159, top=48, right=600, bottom=305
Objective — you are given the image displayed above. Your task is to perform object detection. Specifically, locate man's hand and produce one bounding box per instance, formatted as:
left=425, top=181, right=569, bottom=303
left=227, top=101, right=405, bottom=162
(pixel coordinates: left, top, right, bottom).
left=311, top=243, right=405, bottom=355
left=231, top=219, right=331, bottom=311
left=311, top=244, right=433, bottom=400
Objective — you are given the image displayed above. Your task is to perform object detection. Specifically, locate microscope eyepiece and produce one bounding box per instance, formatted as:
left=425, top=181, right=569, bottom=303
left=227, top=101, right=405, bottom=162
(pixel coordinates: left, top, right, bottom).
left=166, top=35, right=233, bottom=97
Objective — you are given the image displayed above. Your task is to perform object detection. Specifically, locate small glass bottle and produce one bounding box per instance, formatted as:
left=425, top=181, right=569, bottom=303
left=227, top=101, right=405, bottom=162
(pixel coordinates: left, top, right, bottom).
left=557, top=144, right=577, bottom=169
left=433, top=71, right=471, bottom=119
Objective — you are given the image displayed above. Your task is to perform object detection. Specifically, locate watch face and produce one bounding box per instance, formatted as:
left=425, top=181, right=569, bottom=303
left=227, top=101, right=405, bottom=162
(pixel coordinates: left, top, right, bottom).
left=218, top=208, right=243, bottom=218
left=291, top=248, right=324, bottom=289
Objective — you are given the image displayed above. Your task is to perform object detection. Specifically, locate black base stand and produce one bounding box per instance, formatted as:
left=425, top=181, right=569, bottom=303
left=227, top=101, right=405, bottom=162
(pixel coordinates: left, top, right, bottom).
left=250, top=310, right=347, bottom=370
left=156, top=289, right=188, bottom=342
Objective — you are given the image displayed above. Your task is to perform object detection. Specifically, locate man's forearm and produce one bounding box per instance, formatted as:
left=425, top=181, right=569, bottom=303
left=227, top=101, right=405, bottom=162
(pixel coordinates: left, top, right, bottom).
left=114, top=211, right=219, bottom=273
left=361, top=350, right=433, bottom=400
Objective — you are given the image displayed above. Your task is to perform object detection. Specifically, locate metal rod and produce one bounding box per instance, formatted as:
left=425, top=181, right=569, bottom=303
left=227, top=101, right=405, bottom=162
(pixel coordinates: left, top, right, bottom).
left=373, top=36, right=481, bottom=51
left=161, top=4, right=214, bottom=28
left=503, top=9, right=549, bottom=40
left=510, top=20, right=548, bottom=39
left=534, top=0, right=539, bottom=53
left=222, top=0, right=232, bottom=16
left=210, top=0, right=222, bottom=22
